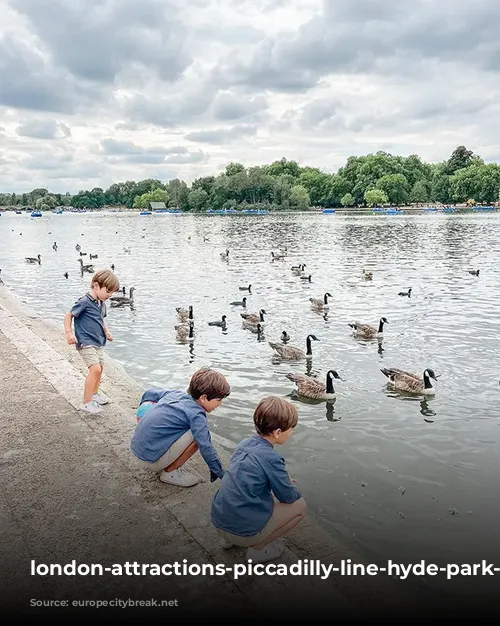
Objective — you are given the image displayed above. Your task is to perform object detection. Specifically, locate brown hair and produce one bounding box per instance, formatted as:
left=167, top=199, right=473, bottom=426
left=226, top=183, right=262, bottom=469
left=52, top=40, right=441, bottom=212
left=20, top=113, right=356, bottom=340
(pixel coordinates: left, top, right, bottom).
left=253, top=397, right=298, bottom=435
left=91, top=269, right=120, bottom=292
left=187, top=367, right=231, bottom=400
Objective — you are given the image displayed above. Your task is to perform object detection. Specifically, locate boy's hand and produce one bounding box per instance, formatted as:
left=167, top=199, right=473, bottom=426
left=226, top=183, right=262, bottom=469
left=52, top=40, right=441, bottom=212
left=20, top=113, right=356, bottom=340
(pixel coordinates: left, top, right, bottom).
left=105, top=330, right=113, bottom=341
left=66, top=332, right=77, bottom=345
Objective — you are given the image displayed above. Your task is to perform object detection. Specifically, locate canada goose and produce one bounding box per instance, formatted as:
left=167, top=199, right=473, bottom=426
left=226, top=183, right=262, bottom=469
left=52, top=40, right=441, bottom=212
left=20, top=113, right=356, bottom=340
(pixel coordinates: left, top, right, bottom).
left=300, top=275, right=312, bottom=282
left=79, top=251, right=87, bottom=256
left=309, top=292, right=332, bottom=309
left=123, top=247, right=131, bottom=254
left=75, top=244, right=81, bottom=251
left=110, top=287, right=135, bottom=306
left=468, top=269, right=479, bottom=276
left=208, top=315, right=227, bottom=327
left=175, top=321, right=194, bottom=341
left=281, top=331, right=290, bottom=343
left=26, top=254, right=42, bottom=264
left=248, top=323, right=264, bottom=335
left=220, top=249, right=229, bottom=260
left=230, top=297, right=247, bottom=307
left=111, top=264, right=115, bottom=271
left=52, top=242, right=57, bottom=251
left=240, top=309, right=266, bottom=325
left=268, top=334, right=319, bottom=360
left=398, top=288, right=412, bottom=297
left=362, top=269, right=373, bottom=280
left=176, top=305, right=193, bottom=322
left=203, top=236, right=210, bottom=242
left=291, top=264, right=306, bottom=275
left=286, top=370, right=343, bottom=401
left=381, top=367, right=438, bottom=395
left=77, top=259, right=94, bottom=272
left=63, top=272, right=68, bottom=279
left=271, top=251, right=285, bottom=260
left=90, top=254, right=98, bottom=260
left=239, top=284, right=252, bottom=291
left=349, top=317, right=388, bottom=339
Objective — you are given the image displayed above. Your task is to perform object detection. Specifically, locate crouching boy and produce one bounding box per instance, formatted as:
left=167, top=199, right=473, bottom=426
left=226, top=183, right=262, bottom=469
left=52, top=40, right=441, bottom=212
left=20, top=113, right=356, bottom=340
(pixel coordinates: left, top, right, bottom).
left=211, top=397, right=307, bottom=563
left=131, top=368, right=230, bottom=487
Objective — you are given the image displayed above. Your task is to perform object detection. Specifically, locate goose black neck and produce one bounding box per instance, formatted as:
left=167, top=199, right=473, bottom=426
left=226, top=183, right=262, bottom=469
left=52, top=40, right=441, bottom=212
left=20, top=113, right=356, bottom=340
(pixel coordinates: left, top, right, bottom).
left=306, top=336, right=312, bottom=355
left=423, top=372, right=432, bottom=389
left=259, top=311, right=265, bottom=321
left=378, top=319, right=385, bottom=333
left=326, top=373, right=334, bottom=394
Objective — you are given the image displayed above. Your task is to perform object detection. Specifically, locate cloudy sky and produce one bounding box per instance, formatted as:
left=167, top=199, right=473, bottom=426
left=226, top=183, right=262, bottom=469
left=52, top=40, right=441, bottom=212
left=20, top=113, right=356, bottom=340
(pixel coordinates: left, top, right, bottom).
left=0, top=0, right=499, bottom=193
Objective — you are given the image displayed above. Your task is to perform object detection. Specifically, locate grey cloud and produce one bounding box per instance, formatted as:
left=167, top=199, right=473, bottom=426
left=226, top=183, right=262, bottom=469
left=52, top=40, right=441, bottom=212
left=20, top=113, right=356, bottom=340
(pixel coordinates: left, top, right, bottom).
left=100, top=138, right=200, bottom=164
left=164, top=151, right=208, bottom=164
left=11, top=0, right=192, bottom=83
left=211, top=92, right=268, bottom=121
left=22, top=152, right=74, bottom=170
left=185, top=125, right=257, bottom=144
left=16, top=119, right=71, bottom=139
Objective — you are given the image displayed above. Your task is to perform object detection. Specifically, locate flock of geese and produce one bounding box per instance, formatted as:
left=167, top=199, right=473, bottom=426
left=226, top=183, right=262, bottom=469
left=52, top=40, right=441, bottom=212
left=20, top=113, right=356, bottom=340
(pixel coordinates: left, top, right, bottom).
left=171, top=248, right=462, bottom=402
left=14, top=236, right=484, bottom=403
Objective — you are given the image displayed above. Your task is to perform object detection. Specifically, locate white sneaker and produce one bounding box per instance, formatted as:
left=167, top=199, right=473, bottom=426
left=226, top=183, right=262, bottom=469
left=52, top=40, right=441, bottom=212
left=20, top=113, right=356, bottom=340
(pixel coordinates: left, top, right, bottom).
left=219, top=537, right=234, bottom=549
left=159, top=468, right=200, bottom=487
left=79, top=401, right=103, bottom=414
left=246, top=539, right=285, bottom=563
left=92, top=393, right=110, bottom=405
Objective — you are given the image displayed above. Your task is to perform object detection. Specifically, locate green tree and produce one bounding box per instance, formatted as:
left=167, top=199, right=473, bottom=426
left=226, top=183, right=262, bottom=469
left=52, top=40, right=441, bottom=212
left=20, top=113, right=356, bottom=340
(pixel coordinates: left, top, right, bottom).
left=166, top=179, right=189, bottom=210
left=341, top=193, right=354, bottom=207
left=225, top=162, right=246, bottom=177
left=445, top=145, right=475, bottom=175
left=364, top=189, right=388, bottom=206
left=265, top=157, right=302, bottom=179
left=133, top=188, right=169, bottom=209
left=289, top=185, right=310, bottom=210
left=409, top=180, right=429, bottom=203
left=376, top=173, right=409, bottom=205
left=187, top=188, right=209, bottom=212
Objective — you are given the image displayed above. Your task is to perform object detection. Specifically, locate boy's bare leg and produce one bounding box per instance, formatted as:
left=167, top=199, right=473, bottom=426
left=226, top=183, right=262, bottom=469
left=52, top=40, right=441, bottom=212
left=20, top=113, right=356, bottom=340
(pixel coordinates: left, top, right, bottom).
left=92, top=365, right=103, bottom=395
left=251, top=498, right=307, bottom=550
left=165, top=442, right=199, bottom=472
left=83, top=365, right=102, bottom=403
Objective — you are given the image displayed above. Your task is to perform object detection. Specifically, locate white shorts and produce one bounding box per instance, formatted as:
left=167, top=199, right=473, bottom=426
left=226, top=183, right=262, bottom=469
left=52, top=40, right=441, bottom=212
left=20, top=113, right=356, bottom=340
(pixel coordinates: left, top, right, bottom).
left=141, top=430, right=194, bottom=472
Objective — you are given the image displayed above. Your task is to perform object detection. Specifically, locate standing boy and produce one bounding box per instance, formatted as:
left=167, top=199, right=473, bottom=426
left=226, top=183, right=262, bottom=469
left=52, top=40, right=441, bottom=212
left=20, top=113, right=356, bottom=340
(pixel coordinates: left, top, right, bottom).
left=64, top=269, right=120, bottom=414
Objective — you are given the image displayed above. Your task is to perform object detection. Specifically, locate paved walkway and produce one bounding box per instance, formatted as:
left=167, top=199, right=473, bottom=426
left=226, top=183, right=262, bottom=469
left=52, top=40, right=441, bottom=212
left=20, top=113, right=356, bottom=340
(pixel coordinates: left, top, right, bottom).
left=0, top=289, right=415, bottom=617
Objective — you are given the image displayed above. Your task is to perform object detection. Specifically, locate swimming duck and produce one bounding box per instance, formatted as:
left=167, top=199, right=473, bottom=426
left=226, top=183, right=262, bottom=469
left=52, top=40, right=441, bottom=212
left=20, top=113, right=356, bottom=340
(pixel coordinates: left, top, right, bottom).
left=110, top=287, right=135, bottom=306
left=381, top=367, right=438, bottom=395
left=348, top=317, right=388, bottom=339
left=300, top=275, right=312, bottom=282
left=175, top=321, right=194, bottom=341
left=271, top=251, right=286, bottom=260
left=208, top=315, right=227, bottom=327
left=90, top=254, right=98, bottom=260
left=268, top=334, right=319, bottom=360
left=240, top=309, right=266, bottom=325
left=309, top=292, right=332, bottom=309
left=398, top=288, right=412, bottom=297
left=26, top=254, right=42, bottom=264
left=123, top=247, right=131, bottom=254
left=79, top=252, right=88, bottom=256
left=248, top=323, right=264, bottom=335
left=281, top=330, right=290, bottom=343
left=77, top=259, right=94, bottom=272
left=239, top=284, right=252, bottom=291
left=468, top=269, right=480, bottom=276
left=230, top=297, right=247, bottom=307
left=220, top=249, right=229, bottom=260
left=291, top=264, right=306, bottom=275
left=286, top=370, right=343, bottom=401
left=75, top=244, right=81, bottom=251
left=111, top=264, right=115, bottom=271
left=63, top=272, right=69, bottom=279
left=362, top=269, right=373, bottom=280
left=176, top=305, right=193, bottom=322
left=52, top=242, right=58, bottom=251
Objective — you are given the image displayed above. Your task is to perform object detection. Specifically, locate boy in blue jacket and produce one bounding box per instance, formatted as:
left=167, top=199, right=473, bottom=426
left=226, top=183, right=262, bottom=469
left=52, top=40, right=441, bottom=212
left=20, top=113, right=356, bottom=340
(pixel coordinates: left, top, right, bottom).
left=211, top=397, right=307, bottom=563
left=131, top=368, right=230, bottom=487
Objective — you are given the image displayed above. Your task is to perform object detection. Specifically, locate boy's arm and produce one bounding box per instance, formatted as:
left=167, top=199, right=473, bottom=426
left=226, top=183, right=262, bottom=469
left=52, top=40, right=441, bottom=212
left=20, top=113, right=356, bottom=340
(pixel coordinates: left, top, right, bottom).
left=64, top=312, right=77, bottom=345
left=267, top=456, right=302, bottom=503
left=102, top=303, right=112, bottom=340
left=189, top=410, right=224, bottom=479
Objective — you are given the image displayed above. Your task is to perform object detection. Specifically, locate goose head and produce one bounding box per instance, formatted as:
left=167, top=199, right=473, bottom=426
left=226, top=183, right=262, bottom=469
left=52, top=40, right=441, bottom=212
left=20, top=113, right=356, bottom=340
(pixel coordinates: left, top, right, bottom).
left=324, top=292, right=332, bottom=303
left=380, top=317, right=389, bottom=324
left=424, top=368, right=438, bottom=382
left=281, top=330, right=290, bottom=342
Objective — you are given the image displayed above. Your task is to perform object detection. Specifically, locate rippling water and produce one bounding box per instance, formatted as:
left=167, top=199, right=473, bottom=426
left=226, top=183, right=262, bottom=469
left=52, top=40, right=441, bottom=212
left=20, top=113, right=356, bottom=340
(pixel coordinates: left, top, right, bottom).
left=1, top=211, right=499, bottom=595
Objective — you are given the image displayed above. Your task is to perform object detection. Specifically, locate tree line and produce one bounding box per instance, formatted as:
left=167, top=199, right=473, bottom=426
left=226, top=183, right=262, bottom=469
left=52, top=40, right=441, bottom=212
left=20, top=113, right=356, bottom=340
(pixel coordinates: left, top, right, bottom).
left=1, top=146, right=499, bottom=212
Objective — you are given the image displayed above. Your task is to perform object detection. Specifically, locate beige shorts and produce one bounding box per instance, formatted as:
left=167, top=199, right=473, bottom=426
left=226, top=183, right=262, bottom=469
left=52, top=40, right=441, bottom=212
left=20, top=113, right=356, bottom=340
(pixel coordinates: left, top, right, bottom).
left=215, top=502, right=291, bottom=548
left=141, top=430, right=194, bottom=472
left=78, top=346, right=105, bottom=367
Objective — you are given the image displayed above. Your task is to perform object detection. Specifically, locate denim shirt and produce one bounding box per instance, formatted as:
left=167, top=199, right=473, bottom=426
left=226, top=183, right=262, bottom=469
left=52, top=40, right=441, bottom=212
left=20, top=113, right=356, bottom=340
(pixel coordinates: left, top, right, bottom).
left=211, top=434, right=301, bottom=536
left=131, top=388, right=224, bottom=479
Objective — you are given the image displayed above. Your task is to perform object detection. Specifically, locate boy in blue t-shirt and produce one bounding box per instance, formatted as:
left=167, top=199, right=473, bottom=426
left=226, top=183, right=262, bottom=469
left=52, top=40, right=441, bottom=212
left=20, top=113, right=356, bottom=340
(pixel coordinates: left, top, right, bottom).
left=131, top=368, right=230, bottom=488
left=211, top=397, right=307, bottom=563
left=64, top=269, right=120, bottom=415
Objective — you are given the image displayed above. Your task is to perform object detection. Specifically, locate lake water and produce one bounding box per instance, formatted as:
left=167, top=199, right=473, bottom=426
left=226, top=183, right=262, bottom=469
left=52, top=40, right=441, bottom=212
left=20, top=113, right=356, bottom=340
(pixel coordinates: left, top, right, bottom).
left=1, top=210, right=499, bottom=599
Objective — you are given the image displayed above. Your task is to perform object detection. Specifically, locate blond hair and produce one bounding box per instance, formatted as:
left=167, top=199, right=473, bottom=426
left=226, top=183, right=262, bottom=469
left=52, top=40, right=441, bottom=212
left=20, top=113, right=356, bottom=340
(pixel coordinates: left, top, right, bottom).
left=187, top=367, right=231, bottom=400
left=253, top=397, right=298, bottom=435
left=91, top=269, right=120, bottom=292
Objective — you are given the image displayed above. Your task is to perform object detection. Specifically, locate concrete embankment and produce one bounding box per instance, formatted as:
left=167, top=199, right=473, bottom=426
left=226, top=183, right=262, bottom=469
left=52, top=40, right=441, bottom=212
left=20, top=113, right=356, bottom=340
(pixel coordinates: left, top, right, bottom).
left=0, top=285, right=421, bottom=617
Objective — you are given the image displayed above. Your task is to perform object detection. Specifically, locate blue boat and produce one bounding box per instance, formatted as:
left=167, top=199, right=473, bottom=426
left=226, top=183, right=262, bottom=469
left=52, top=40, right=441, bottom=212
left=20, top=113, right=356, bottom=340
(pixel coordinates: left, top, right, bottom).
left=15, top=210, right=22, bottom=215
left=140, top=211, right=152, bottom=215
left=322, top=209, right=336, bottom=214
left=443, top=207, right=457, bottom=213
left=372, top=207, right=385, bottom=213
left=386, top=208, right=404, bottom=215
left=472, top=205, right=495, bottom=211
left=423, top=207, right=438, bottom=212
left=31, top=211, right=42, bottom=217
